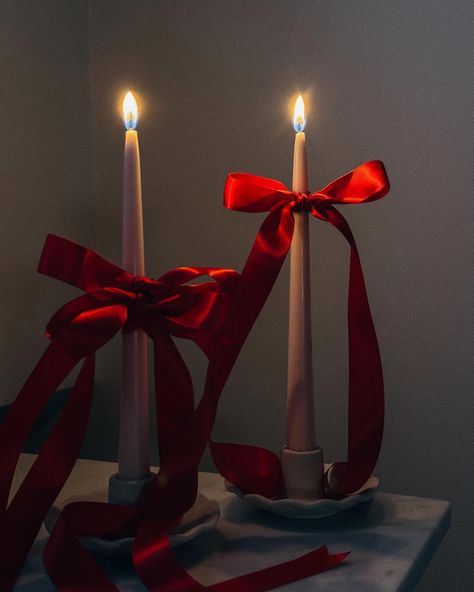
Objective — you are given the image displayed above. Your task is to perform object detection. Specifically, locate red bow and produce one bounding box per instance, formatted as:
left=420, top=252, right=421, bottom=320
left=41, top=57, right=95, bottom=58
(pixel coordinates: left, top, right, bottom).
left=41, top=233, right=237, bottom=355
left=0, top=234, right=346, bottom=591
left=211, top=160, right=390, bottom=499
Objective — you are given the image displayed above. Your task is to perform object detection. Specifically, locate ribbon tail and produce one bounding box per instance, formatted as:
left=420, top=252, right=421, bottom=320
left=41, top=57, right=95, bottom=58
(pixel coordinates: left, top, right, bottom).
left=210, top=546, right=349, bottom=592
left=235, top=203, right=294, bottom=342
left=201, top=204, right=294, bottom=495
left=0, top=347, right=94, bottom=591
left=209, top=441, right=281, bottom=499
left=44, top=501, right=138, bottom=592
left=0, top=343, right=78, bottom=510
left=133, top=330, right=202, bottom=591
left=314, top=205, right=384, bottom=497
left=152, top=326, right=202, bottom=472
left=134, top=542, right=347, bottom=592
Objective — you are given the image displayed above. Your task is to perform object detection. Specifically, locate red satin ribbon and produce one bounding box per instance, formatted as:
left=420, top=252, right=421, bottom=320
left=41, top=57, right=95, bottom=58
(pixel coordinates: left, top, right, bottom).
left=210, top=160, right=390, bottom=499
left=0, top=234, right=346, bottom=591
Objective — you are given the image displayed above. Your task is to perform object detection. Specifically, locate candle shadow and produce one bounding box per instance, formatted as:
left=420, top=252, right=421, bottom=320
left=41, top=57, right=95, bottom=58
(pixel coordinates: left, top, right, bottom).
left=173, top=529, right=226, bottom=568
left=223, top=496, right=387, bottom=534
left=213, top=529, right=407, bottom=557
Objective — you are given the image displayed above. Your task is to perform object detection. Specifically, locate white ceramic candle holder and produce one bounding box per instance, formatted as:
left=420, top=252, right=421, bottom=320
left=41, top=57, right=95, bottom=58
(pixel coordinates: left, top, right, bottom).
left=108, top=471, right=155, bottom=506
left=280, top=446, right=325, bottom=500
left=226, top=460, right=379, bottom=519
left=46, top=473, right=220, bottom=557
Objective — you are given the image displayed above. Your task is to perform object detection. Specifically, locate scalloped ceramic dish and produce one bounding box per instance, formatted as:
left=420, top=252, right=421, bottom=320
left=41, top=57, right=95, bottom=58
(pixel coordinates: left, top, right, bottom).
left=225, top=464, right=379, bottom=519
left=45, top=491, right=220, bottom=556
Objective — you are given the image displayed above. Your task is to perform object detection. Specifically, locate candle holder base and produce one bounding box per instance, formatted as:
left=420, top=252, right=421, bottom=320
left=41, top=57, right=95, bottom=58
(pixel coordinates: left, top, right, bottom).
left=45, top=478, right=220, bottom=556
left=225, top=463, right=379, bottom=519
left=280, top=446, right=325, bottom=500
left=108, top=472, right=155, bottom=505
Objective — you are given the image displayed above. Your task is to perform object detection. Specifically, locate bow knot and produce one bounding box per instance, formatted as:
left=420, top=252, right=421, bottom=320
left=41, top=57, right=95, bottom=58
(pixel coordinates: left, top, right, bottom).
left=292, top=192, right=312, bottom=212
left=122, top=289, right=153, bottom=333
left=125, top=275, right=161, bottom=296
left=121, top=277, right=178, bottom=332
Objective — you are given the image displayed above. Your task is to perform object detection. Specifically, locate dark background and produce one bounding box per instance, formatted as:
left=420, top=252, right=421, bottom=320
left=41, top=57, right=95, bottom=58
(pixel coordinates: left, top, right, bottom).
left=0, top=2, right=472, bottom=590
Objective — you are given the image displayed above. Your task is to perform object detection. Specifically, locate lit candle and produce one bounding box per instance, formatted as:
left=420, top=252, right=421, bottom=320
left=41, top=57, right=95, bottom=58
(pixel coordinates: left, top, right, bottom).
left=281, top=96, right=324, bottom=500
left=286, top=95, right=315, bottom=452
left=118, top=91, right=150, bottom=481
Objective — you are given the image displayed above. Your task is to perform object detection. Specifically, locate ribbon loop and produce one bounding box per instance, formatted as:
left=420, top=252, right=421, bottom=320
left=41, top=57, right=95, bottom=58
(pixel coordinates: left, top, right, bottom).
left=292, top=192, right=312, bottom=212
left=46, top=288, right=131, bottom=357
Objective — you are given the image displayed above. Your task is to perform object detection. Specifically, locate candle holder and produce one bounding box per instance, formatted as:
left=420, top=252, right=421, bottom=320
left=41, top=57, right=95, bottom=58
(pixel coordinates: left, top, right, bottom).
left=108, top=472, right=156, bottom=505
left=280, top=446, right=325, bottom=500
left=45, top=472, right=221, bottom=557
left=225, top=464, right=379, bottom=519
left=45, top=496, right=220, bottom=558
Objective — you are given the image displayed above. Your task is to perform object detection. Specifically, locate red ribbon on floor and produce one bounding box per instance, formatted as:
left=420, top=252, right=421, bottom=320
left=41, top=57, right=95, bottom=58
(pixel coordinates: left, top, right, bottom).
left=210, top=160, right=390, bottom=498
left=0, top=234, right=346, bottom=591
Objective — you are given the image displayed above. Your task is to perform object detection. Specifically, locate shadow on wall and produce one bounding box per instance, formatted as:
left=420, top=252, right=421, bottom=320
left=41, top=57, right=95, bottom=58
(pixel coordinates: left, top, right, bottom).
left=3, top=382, right=162, bottom=467
left=1, top=385, right=119, bottom=461
left=0, top=388, right=71, bottom=454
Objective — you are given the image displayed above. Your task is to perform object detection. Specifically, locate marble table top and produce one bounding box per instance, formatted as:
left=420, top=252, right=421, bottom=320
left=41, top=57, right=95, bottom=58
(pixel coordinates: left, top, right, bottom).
left=13, top=454, right=450, bottom=591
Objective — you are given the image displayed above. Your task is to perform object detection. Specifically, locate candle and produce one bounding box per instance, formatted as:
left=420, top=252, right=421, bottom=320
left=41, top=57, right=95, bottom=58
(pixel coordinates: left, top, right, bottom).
left=118, top=91, right=150, bottom=481
left=281, top=95, right=324, bottom=500
left=286, top=95, right=316, bottom=452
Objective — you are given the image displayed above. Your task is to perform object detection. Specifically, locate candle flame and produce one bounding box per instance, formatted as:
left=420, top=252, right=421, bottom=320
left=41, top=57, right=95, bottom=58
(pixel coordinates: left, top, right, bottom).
left=293, top=95, right=306, bottom=132
left=123, top=91, right=138, bottom=130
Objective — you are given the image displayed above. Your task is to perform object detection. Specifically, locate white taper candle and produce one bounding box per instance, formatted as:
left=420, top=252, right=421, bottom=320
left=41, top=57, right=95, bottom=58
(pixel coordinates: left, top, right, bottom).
left=118, top=91, right=150, bottom=481
left=286, top=96, right=316, bottom=452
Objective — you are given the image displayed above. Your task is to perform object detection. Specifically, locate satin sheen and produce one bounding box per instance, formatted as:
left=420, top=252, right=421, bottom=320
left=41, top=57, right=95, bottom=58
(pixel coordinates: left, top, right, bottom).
left=0, top=234, right=347, bottom=591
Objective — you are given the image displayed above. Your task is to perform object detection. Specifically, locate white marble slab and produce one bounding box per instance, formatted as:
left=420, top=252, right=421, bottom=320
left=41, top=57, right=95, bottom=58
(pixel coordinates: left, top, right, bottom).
left=13, top=454, right=450, bottom=591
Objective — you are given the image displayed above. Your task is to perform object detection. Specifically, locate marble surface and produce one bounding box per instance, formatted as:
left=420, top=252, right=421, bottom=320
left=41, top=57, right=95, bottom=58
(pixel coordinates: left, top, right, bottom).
left=13, top=454, right=451, bottom=591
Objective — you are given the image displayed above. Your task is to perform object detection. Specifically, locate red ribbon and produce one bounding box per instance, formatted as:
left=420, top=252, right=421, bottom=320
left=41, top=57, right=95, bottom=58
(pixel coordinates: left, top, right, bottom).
left=0, top=234, right=346, bottom=591
left=210, top=160, right=390, bottom=499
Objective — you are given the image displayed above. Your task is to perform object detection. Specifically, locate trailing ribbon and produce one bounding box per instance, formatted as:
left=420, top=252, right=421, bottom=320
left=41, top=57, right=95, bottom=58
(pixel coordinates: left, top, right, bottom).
left=0, top=234, right=346, bottom=591
left=210, top=160, right=390, bottom=499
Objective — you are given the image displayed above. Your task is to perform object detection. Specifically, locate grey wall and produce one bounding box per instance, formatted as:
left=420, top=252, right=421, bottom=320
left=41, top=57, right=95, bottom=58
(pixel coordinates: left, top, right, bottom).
left=2, top=1, right=473, bottom=591
left=0, top=1, right=94, bottom=400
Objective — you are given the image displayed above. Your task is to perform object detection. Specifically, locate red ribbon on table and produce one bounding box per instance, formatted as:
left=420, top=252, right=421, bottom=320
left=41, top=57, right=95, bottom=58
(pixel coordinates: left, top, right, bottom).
left=210, top=160, right=390, bottom=499
left=0, top=234, right=347, bottom=591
